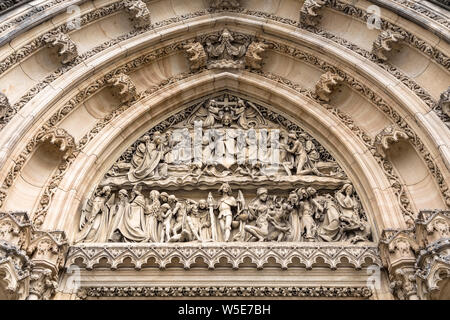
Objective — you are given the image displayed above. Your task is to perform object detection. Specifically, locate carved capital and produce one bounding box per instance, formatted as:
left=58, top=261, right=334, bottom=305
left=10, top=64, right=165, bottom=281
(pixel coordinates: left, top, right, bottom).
left=123, top=0, right=151, bottom=29
left=300, top=0, right=326, bottom=26
left=372, top=30, right=404, bottom=61
left=314, top=71, right=343, bottom=102
left=374, top=125, right=409, bottom=159
left=106, top=73, right=139, bottom=104
left=183, top=41, right=207, bottom=71
left=42, top=31, right=78, bottom=65
left=210, top=0, right=241, bottom=10
left=245, top=41, right=269, bottom=70
left=27, top=267, right=58, bottom=300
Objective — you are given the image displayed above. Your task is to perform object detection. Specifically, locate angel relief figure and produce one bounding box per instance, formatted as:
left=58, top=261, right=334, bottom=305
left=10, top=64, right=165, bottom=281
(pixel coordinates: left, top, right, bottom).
left=78, top=186, right=115, bottom=243
left=204, top=29, right=248, bottom=68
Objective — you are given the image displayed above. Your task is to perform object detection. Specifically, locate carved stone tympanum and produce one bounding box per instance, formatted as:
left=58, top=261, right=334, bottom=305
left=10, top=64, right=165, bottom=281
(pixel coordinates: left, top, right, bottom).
left=77, top=93, right=372, bottom=245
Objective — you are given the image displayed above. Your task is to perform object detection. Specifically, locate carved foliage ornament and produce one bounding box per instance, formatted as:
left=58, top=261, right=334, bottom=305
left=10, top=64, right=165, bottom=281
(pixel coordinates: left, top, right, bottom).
left=314, top=71, right=343, bottom=102
left=106, top=73, right=139, bottom=104
left=77, top=285, right=373, bottom=298
left=372, top=30, right=405, bottom=61
left=374, top=125, right=410, bottom=159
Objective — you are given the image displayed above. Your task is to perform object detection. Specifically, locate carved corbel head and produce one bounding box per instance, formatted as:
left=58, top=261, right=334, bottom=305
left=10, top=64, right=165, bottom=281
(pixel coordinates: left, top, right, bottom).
left=41, top=31, right=78, bottom=65
left=123, top=0, right=152, bottom=29
left=374, top=125, right=409, bottom=159
left=106, top=73, right=139, bottom=104
left=372, top=30, right=405, bottom=61
left=300, top=0, right=326, bottom=27
left=314, top=71, right=343, bottom=102
left=36, top=126, right=76, bottom=160
left=245, top=41, right=269, bottom=70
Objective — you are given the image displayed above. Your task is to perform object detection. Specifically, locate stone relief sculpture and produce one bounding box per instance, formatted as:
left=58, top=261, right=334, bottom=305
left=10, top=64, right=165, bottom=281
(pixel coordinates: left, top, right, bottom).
left=77, top=93, right=372, bottom=244
left=210, top=0, right=241, bottom=10
left=315, top=71, right=343, bottom=102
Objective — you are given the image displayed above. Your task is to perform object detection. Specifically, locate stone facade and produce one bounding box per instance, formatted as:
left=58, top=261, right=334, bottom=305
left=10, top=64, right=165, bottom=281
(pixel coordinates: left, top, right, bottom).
left=0, top=0, right=448, bottom=300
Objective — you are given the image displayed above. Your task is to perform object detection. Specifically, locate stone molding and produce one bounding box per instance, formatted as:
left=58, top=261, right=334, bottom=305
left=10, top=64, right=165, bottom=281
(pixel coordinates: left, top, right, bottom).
left=379, top=209, right=450, bottom=300
left=0, top=211, right=68, bottom=300
left=76, top=285, right=373, bottom=298
left=66, top=243, right=381, bottom=271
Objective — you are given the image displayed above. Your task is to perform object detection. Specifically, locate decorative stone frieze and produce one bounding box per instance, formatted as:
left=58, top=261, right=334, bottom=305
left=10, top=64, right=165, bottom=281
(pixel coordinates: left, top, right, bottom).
left=0, top=212, right=67, bottom=300
left=380, top=210, right=450, bottom=300
left=372, top=30, right=405, bottom=61
left=374, top=125, right=410, bottom=159
left=300, top=0, right=326, bottom=26
left=77, top=285, right=373, bottom=298
left=42, top=31, right=78, bottom=65
left=123, top=0, right=151, bottom=29
left=67, top=243, right=381, bottom=271
left=106, top=73, right=139, bottom=104
left=314, top=72, right=343, bottom=102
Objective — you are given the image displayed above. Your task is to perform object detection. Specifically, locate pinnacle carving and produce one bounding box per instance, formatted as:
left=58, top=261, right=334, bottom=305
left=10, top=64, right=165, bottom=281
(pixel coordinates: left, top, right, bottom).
left=372, top=30, right=405, bottom=61
left=123, top=0, right=151, bottom=29
left=106, top=73, right=139, bottom=104
left=0, top=211, right=67, bottom=300
left=380, top=210, right=450, bottom=300
left=374, top=125, right=409, bottom=159
left=300, top=0, right=326, bottom=26
left=42, top=31, right=78, bottom=65
left=314, top=71, right=343, bottom=101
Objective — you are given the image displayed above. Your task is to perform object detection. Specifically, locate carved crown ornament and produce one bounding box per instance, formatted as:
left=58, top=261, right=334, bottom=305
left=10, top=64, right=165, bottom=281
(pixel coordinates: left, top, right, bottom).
left=183, top=29, right=269, bottom=71
left=0, top=211, right=68, bottom=300
left=379, top=210, right=450, bottom=300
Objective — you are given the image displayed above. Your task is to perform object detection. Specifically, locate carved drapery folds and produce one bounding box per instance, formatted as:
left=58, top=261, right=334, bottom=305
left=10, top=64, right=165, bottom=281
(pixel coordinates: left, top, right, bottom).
left=106, top=73, right=139, bottom=104
left=77, top=93, right=372, bottom=245
left=123, top=0, right=151, bottom=29
left=42, top=31, right=78, bottom=65
left=374, top=125, right=409, bottom=159
left=210, top=0, right=241, bottom=10
left=300, top=0, right=326, bottom=26
left=0, top=212, right=67, bottom=300
left=314, top=72, right=343, bottom=102
left=372, top=30, right=405, bottom=61
left=380, top=210, right=450, bottom=300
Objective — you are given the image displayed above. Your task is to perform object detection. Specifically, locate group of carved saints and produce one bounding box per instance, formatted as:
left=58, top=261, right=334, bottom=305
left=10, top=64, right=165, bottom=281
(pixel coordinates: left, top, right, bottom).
left=78, top=94, right=372, bottom=244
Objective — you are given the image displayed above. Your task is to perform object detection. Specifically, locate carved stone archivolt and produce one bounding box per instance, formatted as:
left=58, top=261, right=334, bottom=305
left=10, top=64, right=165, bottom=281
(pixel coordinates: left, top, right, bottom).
left=380, top=210, right=450, bottom=300
left=0, top=212, right=68, bottom=300
left=77, top=93, right=372, bottom=245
